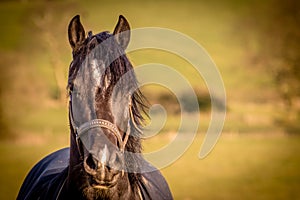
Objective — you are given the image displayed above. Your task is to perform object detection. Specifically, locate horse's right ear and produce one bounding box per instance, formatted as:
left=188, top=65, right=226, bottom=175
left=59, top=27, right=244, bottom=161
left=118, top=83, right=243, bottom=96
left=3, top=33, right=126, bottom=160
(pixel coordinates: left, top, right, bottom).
left=68, top=15, right=86, bottom=51
left=113, top=15, right=130, bottom=50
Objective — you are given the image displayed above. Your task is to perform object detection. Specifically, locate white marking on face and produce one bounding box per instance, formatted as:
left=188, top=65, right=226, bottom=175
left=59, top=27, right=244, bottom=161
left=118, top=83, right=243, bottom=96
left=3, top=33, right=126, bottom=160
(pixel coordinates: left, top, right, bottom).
left=101, top=144, right=108, bottom=164
left=91, top=59, right=101, bottom=87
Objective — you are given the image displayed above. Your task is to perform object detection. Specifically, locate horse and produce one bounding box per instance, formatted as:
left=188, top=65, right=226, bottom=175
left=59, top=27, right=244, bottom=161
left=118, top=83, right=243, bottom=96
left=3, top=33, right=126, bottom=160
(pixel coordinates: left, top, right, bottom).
left=17, top=15, right=173, bottom=200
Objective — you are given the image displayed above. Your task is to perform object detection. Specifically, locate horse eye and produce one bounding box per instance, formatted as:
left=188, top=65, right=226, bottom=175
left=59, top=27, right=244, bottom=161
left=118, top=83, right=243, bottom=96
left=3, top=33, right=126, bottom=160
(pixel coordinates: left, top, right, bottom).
left=69, top=84, right=74, bottom=92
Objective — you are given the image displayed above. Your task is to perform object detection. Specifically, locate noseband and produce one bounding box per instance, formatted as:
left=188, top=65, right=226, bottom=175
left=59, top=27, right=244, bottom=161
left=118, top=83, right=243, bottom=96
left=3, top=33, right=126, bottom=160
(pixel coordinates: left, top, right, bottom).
left=69, top=96, right=142, bottom=157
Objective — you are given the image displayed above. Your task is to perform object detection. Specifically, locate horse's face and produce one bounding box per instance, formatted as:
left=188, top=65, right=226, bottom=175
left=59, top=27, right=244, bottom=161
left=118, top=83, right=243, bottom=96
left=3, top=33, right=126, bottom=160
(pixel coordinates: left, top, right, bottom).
left=67, top=15, right=132, bottom=190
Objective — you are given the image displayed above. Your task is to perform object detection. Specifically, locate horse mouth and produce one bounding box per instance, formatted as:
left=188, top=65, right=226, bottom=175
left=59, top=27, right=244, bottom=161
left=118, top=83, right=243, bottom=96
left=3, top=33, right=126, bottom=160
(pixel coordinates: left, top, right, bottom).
left=91, top=178, right=117, bottom=189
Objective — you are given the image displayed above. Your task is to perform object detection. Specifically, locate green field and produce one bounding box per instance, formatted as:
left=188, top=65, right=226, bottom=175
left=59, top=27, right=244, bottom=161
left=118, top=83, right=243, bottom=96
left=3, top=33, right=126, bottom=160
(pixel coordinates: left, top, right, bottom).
left=0, top=0, right=299, bottom=199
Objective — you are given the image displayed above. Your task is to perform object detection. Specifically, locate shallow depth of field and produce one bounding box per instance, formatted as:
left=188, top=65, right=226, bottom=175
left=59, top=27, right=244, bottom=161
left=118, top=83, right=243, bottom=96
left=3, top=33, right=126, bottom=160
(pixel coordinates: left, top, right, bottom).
left=1, top=0, right=299, bottom=199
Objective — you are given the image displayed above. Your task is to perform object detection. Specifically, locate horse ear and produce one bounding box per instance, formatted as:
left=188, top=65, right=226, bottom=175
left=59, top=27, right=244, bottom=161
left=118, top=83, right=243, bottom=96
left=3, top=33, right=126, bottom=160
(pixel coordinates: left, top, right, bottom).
left=68, top=15, right=86, bottom=51
left=113, top=15, right=131, bottom=49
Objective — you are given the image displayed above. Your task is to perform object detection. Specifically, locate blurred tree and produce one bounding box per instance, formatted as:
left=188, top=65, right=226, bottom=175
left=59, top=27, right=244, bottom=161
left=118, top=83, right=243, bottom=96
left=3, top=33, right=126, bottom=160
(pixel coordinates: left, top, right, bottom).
left=264, top=0, right=299, bottom=108
left=33, top=12, right=66, bottom=103
left=242, top=0, right=300, bottom=132
left=30, top=2, right=80, bottom=103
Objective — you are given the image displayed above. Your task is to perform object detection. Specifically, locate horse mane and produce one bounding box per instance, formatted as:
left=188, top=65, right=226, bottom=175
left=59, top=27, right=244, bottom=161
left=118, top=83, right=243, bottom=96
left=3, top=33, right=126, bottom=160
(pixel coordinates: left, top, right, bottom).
left=67, top=31, right=149, bottom=183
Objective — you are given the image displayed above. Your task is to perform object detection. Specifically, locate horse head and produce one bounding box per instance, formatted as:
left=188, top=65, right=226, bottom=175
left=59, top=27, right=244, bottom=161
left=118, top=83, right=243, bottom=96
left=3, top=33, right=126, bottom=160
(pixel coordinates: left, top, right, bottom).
left=67, top=15, right=145, bottom=197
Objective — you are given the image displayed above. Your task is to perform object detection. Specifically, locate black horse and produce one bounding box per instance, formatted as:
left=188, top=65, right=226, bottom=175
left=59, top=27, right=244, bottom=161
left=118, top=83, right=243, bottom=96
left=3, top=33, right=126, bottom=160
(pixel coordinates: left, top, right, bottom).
left=17, top=15, right=173, bottom=200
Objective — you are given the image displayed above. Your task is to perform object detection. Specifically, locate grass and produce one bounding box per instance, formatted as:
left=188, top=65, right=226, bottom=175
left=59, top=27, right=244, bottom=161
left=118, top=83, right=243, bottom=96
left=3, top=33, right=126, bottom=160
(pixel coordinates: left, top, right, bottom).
left=0, top=2, right=29, bottom=50
left=147, top=133, right=300, bottom=200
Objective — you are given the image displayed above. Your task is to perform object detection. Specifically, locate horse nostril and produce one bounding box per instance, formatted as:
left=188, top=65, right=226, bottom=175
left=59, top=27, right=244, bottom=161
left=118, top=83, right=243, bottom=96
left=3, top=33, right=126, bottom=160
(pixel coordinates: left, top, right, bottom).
left=85, top=154, right=98, bottom=172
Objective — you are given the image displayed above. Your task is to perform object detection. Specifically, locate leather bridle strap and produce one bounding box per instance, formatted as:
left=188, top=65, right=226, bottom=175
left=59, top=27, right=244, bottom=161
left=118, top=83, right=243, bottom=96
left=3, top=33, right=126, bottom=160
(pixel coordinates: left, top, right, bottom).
left=78, top=119, right=124, bottom=150
left=69, top=109, right=128, bottom=153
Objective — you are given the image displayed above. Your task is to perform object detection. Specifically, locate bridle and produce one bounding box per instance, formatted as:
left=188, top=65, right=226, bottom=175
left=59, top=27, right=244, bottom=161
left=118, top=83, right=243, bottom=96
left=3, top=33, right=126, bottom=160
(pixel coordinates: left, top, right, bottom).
left=69, top=94, right=142, bottom=158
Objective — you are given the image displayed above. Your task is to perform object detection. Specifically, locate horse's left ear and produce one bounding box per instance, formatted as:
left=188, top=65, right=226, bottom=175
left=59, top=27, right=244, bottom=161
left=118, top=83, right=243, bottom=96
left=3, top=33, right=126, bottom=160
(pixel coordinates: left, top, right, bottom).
left=68, top=15, right=86, bottom=51
left=113, top=15, right=131, bottom=49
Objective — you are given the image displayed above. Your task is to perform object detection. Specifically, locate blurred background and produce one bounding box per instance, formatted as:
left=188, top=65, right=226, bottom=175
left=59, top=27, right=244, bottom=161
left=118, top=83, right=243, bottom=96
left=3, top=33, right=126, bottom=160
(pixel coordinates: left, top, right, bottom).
left=1, top=0, right=300, bottom=199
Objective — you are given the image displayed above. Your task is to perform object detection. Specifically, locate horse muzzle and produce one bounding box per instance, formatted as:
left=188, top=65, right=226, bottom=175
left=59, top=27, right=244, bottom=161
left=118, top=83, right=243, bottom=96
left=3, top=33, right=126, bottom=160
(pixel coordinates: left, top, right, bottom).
left=83, top=143, right=125, bottom=189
